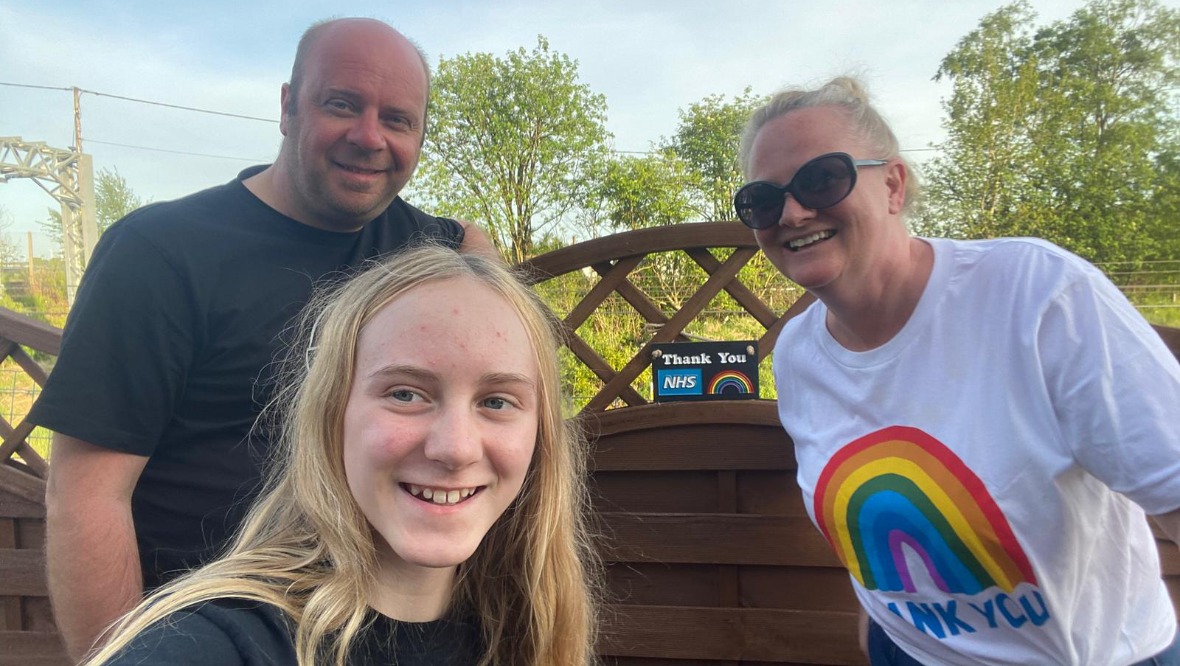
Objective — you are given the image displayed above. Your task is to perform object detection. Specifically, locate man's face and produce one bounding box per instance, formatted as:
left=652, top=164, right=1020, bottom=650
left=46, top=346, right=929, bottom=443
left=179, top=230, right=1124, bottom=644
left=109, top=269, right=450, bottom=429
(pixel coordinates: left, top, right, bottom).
left=278, top=21, right=428, bottom=231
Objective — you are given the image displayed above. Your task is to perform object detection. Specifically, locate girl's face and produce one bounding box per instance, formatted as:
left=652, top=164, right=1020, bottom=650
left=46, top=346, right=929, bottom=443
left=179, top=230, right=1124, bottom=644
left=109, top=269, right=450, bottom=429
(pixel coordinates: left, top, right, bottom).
left=342, top=276, right=539, bottom=583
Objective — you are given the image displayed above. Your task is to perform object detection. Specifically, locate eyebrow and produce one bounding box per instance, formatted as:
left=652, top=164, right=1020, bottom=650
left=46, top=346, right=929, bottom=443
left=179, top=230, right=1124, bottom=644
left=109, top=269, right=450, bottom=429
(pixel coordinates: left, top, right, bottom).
left=366, top=364, right=536, bottom=389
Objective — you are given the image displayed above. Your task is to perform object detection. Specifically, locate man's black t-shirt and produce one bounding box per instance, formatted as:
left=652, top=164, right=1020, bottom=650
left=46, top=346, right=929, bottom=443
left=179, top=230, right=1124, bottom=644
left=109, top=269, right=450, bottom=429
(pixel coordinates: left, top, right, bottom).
left=29, top=166, right=464, bottom=587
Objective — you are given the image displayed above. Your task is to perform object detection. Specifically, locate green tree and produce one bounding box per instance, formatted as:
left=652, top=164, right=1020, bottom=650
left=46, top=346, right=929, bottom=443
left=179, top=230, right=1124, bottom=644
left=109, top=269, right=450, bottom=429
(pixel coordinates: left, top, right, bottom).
left=662, top=88, right=767, bottom=222
left=414, top=36, right=610, bottom=263
left=0, top=204, right=19, bottom=265
left=585, top=151, right=694, bottom=232
left=40, top=166, right=148, bottom=255
left=923, top=0, right=1180, bottom=263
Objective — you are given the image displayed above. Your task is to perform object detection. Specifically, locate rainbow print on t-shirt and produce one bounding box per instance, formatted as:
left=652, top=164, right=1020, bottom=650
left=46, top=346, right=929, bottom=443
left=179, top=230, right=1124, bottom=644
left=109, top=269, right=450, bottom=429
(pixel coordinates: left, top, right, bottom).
left=813, top=426, right=1037, bottom=595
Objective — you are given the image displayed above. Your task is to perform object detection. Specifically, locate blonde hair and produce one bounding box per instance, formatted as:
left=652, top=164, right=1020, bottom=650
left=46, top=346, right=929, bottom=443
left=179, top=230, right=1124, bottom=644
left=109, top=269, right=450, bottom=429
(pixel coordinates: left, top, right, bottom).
left=738, top=75, right=920, bottom=211
left=85, top=244, right=598, bottom=665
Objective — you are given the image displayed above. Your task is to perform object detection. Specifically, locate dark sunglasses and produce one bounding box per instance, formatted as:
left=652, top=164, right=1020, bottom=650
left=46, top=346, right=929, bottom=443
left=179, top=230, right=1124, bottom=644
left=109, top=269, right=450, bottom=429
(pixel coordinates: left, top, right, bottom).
left=733, top=152, right=888, bottom=230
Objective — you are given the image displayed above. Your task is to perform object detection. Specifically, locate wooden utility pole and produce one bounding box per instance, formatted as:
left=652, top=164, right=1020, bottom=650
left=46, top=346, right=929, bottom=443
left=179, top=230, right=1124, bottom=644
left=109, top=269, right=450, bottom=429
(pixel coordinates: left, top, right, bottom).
left=26, top=232, right=35, bottom=294
left=73, top=87, right=84, bottom=154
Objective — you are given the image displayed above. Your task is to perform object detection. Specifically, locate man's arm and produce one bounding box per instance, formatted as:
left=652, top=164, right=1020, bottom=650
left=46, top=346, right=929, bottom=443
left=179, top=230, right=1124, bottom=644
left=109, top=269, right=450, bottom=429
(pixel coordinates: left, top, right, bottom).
left=46, top=433, right=149, bottom=661
left=456, top=220, right=501, bottom=261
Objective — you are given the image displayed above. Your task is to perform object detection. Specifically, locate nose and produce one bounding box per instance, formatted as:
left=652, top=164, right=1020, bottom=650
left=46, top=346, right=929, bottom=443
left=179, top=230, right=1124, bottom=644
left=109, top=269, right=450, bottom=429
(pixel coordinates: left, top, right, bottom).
left=777, top=193, right=815, bottom=228
left=423, top=406, right=483, bottom=470
left=346, top=110, right=385, bottom=152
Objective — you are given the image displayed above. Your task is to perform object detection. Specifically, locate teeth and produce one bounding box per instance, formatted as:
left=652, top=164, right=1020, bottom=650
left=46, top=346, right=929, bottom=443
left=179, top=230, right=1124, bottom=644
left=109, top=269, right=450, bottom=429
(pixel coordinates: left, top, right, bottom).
left=406, top=484, right=478, bottom=506
left=788, top=230, right=834, bottom=250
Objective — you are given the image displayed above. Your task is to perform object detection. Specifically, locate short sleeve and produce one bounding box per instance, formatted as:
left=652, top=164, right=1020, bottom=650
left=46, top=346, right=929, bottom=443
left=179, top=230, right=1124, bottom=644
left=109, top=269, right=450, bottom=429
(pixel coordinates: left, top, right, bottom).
left=29, top=222, right=198, bottom=455
left=1037, top=261, right=1180, bottom=514
left=103, top=608, right=246, bottom=666
left=102, top=601, right=294, bottom=666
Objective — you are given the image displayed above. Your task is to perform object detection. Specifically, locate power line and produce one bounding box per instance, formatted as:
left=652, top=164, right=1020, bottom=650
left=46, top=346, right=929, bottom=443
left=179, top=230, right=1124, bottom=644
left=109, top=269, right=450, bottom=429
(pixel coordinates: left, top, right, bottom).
left=0, top=82, right=72, bottom=93
left=0, top=81, right=278, bottom=123
left=85, top=139, right=267, bottom=163
left=4, top=80, right=945, bottom=156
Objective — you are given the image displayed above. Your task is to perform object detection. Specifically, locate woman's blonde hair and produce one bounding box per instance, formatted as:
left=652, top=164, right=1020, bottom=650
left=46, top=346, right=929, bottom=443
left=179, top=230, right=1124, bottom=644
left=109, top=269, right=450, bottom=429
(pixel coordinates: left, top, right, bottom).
left=85, top=244, right=598, bottom=665
left=738, top=75, right=920, bottom=211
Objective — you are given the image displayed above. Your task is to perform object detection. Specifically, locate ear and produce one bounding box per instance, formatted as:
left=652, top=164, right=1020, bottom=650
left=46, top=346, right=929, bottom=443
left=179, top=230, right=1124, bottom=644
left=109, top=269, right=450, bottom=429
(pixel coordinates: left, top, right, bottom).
left=279, top=83, right=292, bottom=137
left=885, top=160, right=907, bottom=215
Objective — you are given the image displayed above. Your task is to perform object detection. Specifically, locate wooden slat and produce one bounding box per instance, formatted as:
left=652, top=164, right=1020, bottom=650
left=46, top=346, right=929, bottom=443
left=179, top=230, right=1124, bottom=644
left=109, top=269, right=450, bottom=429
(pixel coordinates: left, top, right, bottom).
left=595, top=262, right=670, bottom=328
left=687, top=247, right=780, bottom=328
left=8, top=346, right=49, bottom=387
left=587, top=401, right=784, bottom=437
left=21, top=598, right=56, bottom=633
left=0, top=464, right=45, bottom=506
left=0, top=520, right=18, bottom=631
left=591, top=471, right=720, bottom=514
left=739, top=470, right=808, bottom=516
left=520, top=222, right=757, bottom=283
left=18, top=518, right=45, bottom=551
left=0, top=309, right=62, bottom=356
left=0, top=418, right=37, bottom=465
left=598, top=513, right=840, bottom=568
left=0, top=492, right=45, bottom=520
left=0, top=631, right=69, bottom=666
left=0, top=548, right=48, bottom=597
left=739, top=566, right=861, bottom=612
left=565, top=255, right=646, bottom=330
left=599, top=605, right=865, bottom=665
left=593, top=425, right=794, bottom=472
left=565, top=334, right=647, bottom=408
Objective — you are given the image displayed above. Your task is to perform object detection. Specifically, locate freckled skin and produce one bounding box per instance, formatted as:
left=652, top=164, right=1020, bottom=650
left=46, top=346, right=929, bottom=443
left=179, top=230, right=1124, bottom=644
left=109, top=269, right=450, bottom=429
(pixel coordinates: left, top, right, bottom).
left=341, top=277, right=540, bottom=593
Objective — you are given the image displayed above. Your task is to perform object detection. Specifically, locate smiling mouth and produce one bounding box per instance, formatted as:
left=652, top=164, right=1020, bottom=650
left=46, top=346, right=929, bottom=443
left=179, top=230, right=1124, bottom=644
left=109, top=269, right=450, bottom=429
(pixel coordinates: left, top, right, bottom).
left=787, top=230, right=835, bottom=252
left=403, top=484, right=481, bottom=506
left=336, top=162, right=387, bottom=175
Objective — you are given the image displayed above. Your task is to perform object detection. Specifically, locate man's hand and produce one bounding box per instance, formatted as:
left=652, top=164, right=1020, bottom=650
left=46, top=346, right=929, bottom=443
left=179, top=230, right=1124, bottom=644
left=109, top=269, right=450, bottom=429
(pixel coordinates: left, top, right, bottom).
left=456, top=220, right=501, bottom=262
left=45, top=433, right=149, bottom=661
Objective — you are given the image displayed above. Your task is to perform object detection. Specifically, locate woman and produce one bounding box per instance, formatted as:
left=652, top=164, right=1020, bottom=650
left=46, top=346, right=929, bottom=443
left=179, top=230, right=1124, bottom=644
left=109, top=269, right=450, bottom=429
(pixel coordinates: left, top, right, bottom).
left=83, top=244, right=598, bottom=665
left=735, top=76, right=1180, bottom=665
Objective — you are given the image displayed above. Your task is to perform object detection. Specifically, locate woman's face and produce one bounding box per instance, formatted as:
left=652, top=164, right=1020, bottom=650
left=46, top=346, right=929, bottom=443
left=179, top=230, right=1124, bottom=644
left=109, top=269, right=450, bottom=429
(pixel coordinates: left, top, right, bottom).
left=342, top=276, right=539, bottom=579
left=746, top=106, right=904, bottom=296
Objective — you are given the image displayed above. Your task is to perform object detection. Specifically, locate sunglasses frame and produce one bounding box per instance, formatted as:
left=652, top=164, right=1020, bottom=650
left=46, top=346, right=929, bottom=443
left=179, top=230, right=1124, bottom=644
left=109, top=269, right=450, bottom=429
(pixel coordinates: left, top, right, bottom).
left=733, top=152, right=888, bottom=230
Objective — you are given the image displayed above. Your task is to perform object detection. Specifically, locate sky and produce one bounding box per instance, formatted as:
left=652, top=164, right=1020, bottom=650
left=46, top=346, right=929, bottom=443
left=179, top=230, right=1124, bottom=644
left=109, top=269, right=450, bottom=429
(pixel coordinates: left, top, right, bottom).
left=2, top=0, right=1174, bottom=257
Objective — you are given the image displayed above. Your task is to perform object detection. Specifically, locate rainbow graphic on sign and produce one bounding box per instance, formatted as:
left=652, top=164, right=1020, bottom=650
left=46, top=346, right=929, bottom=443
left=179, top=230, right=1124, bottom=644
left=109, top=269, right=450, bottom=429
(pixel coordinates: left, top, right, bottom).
left=708, top=370, right=753, bottom=395
left=814, top=426, right=1037, bottom=595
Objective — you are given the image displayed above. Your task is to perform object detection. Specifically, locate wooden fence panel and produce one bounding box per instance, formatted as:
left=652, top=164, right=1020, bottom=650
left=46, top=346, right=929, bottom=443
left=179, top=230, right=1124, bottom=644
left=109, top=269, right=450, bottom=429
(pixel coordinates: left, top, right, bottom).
left=0, top=224, right=1178, bottom=665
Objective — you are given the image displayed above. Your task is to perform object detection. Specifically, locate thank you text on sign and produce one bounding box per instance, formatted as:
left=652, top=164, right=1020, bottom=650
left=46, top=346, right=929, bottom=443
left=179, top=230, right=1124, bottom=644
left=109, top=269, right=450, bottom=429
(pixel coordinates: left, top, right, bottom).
left=651, top=341, right=759, bottom=403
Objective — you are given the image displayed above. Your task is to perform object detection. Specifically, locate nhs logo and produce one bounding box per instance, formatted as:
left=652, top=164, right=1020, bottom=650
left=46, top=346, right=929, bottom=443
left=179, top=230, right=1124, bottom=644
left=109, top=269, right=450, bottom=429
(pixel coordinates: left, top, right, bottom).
left=657, top=369, right=702, bottom=396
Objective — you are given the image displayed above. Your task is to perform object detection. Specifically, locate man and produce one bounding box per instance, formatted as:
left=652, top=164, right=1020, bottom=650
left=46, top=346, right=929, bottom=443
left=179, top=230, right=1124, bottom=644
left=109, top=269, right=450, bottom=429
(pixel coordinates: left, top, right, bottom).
left=31, top=18, right=496, bottom=660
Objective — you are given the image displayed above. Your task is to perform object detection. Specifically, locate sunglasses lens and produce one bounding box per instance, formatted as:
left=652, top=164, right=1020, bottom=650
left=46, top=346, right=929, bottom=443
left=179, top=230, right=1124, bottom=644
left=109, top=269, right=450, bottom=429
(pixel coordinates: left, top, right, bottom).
left=735, top=154, right=860, bottom=229
left=735, top=183, right=784, bottom=229
left=794, top=155, right=855, bottom=209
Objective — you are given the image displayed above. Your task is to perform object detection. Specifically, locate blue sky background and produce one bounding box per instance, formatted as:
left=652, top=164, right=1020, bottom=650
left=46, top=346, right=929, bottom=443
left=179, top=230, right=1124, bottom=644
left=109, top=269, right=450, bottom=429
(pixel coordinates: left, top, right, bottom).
left=3, top=0, right=1173, bottom=256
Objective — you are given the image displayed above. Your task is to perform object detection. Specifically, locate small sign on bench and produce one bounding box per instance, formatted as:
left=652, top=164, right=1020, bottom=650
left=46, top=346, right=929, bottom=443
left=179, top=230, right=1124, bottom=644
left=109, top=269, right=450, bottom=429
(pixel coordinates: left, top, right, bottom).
left=651, top=341, right=759, bottom=402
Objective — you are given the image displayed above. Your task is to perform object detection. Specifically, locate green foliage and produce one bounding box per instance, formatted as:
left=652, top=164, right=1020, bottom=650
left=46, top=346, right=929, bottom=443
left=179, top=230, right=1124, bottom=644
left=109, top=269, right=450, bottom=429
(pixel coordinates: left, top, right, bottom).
left=39, top=166, right=148, bottom=256
left=583, top=151, right=694, bottom=233
left=661, top=88, right=768, bottom=222
left=920, top=0, right=1180, bottom=264
left=415, top=36, right=611, bottom=263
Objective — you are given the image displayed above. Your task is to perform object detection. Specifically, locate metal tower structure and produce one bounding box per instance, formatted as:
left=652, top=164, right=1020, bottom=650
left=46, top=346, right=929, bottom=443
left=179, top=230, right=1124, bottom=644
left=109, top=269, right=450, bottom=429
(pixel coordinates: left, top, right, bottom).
left=0, top=136, right=98, bottom=304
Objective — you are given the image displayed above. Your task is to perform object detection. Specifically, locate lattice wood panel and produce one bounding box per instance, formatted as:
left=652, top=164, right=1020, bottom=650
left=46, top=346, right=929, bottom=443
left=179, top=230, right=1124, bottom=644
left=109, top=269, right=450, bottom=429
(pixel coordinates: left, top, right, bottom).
left=519, top=222, right=813, bottom=413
